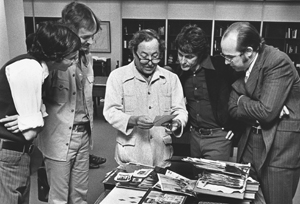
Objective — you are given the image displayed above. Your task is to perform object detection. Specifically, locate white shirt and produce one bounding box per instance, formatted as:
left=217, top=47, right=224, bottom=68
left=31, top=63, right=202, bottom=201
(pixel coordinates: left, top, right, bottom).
left=245, top=52, right=259, bottom=83
left=238, top=53, right=259, bottom=104
left=5, top=58, right=49, bottom=132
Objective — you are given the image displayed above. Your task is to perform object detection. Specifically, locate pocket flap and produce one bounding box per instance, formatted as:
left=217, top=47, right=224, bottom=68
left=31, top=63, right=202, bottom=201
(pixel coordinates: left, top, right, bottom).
left=116, top=135, right=136, bottom=147
left=277, top=119, right=300, bottom=132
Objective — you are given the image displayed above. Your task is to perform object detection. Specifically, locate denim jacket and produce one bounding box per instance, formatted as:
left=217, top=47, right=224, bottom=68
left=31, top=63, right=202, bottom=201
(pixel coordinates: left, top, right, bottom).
left=38, top=54, right=94, bottom=161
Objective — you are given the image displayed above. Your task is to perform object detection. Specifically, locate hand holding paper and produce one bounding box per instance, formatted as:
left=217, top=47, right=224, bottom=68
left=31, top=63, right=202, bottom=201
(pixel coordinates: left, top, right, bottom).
left=153, top=115, right=177, bottom=126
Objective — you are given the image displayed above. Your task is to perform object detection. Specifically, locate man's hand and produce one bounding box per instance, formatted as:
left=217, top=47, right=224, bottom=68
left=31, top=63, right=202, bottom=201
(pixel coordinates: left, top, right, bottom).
left=279, top=105, right=289, bottom=118
left=129, top=115, right=154, bottom=129
left=22, top=128, right=40, bottom=141
left=0, top=115, right=20, bottom=133
left=163, top=120, right=181, bottom=135
left=225, top=130, right=234, bottom=140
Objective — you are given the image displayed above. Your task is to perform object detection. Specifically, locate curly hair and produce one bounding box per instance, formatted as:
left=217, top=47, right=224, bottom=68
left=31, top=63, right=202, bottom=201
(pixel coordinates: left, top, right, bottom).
left=28, top=21, right=81, bottom=62
left=175, top=24, right=209, bottom=59
left=128, top=29, right=165, bottom=58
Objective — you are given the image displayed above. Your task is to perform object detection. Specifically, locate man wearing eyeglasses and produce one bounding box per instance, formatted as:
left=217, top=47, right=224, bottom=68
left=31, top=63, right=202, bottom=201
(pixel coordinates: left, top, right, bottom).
left=174, top=25, right=242, bottom=173
left=103, top=29, right=188, bottom=168
left=221, top=22, right=300, bottom=204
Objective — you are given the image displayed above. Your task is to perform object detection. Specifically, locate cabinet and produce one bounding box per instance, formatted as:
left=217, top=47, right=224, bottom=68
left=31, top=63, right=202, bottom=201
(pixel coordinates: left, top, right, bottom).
left=213, top=21, right=261, bottom=56
left=122, top=19, right=166, bottom=67
left=263, top=22, right=300, bottom=68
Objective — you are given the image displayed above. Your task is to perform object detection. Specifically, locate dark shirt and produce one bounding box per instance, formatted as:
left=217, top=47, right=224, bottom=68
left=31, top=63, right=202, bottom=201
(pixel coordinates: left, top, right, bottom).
left=182, top=56, right=219, bottom=129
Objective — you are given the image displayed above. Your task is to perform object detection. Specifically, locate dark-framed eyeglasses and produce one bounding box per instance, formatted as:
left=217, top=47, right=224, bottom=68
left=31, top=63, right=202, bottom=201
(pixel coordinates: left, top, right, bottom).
left=135, top=51, right=161, bottom=65
left=220, top=52, right=244, bottom=63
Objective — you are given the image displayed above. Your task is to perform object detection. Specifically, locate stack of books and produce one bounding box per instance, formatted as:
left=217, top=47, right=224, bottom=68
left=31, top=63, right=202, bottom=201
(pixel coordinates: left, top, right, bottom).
left=244, top=177, right=260, bottom=200
left=182, top=157, right=259, bottom=200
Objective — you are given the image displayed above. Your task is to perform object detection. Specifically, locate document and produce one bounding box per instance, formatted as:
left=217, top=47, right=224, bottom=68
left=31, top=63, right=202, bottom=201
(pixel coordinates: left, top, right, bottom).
left=153, top=115, right=177, bottom=126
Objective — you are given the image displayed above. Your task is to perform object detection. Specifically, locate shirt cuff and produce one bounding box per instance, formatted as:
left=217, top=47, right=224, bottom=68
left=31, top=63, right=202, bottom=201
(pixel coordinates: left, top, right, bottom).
left=237, top=95, right=244, bottom=105
left=18, top=112, right=44, bottom=132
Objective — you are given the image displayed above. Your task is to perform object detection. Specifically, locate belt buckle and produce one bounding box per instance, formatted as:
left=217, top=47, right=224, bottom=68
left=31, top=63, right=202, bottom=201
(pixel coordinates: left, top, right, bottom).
left=252, top=126, right=261, bottom=134
left=199, top=128, right=212, bottom=135
left=23, top=143, right=34, bottom=154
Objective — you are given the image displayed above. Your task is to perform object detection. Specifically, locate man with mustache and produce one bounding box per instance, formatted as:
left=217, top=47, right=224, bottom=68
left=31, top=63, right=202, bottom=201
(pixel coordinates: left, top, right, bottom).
left=103, top=29, right=188, bottom=168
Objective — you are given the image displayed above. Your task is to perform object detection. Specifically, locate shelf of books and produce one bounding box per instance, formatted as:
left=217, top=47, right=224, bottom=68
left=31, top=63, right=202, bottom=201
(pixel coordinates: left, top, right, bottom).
left=263, top=22, right=300, bottom=70
left=213, top=21, right=261, bottom=56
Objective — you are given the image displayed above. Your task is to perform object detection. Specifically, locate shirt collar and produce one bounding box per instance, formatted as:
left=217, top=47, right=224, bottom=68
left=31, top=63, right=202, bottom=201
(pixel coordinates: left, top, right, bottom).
left=41, top=61, right=49, bottom=80
left=192, top=55, right=214, bottom=73
left=245, top=52, right=258, bottom=79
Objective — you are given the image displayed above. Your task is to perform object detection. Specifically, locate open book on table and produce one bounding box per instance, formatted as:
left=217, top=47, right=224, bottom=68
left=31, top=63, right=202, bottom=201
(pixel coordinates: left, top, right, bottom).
left=154, top=158, right=252, bottom=200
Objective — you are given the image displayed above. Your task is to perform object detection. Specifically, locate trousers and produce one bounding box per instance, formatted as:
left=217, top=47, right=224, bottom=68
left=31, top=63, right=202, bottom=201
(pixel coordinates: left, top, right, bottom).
left=44, top=129, right=90, bottom=204
left=0, top=148, right=30, bottom=204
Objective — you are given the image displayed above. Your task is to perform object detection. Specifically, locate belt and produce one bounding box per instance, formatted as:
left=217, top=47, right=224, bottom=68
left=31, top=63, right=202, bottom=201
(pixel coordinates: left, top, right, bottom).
left=190, top=126, right=224, bottom=135
left=0, top=140, right=34, bottom=154
left=72, top=123, right=89, bottom=132
left=251, top=126, right=262, bottom=134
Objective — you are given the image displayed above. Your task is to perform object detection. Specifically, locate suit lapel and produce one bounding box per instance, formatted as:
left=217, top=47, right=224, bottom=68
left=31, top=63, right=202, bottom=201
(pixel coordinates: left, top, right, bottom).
left=245, top=54, right=263, bottom=97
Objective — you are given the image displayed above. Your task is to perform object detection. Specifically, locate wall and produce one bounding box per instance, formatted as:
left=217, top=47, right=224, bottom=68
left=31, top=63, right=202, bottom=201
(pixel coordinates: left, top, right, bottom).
left=22, top=0, right=300, bottom=70
left=23, top=0, right=122, bottom=70
left=0, top=0, right=26, bottom=67
left=0, top=0, right=9, bottom=67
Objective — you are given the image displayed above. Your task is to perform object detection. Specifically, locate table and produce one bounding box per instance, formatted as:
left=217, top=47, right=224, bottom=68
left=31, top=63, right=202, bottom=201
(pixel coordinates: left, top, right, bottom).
left=95, top=159, right=252, bottom=204
left=93, top=76, right=108, bottom=115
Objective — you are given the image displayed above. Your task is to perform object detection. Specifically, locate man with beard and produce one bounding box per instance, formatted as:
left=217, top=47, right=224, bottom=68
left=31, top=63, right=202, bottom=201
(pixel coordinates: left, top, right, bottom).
left=221, top=22, right=300, bottom=204
left=103, top=29, right=188, bottom=168
left=174, top=24, right=239, bottom=169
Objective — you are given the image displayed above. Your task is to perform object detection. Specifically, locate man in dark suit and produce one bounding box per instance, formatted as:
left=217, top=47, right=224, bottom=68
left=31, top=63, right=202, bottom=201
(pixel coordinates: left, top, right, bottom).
left=174, top=24, right=241, bottom=168
left=221, top=22, right=300, bottom=204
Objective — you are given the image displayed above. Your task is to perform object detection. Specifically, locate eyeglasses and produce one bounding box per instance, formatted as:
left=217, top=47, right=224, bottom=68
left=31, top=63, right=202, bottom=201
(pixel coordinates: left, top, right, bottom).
left=135, top=52, right=161, bottom=65
left=220, top=52, right=244, bottom=63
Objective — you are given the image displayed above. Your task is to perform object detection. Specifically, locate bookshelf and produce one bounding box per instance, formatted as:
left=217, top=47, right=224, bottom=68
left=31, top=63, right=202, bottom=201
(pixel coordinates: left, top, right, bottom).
left=263, top=22, right=300, bottom=69
left=122, top=19, right=166, bottom=67
left=213, top=21, right=261, bottom=56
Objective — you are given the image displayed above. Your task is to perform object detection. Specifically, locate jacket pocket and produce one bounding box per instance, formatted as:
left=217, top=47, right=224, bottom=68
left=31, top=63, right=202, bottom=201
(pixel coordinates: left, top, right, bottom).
left=116, top=135, right=136, bottom=147
left=277, top=119, right=300, bottom=132
left=49, top=79, right=70, bottom=103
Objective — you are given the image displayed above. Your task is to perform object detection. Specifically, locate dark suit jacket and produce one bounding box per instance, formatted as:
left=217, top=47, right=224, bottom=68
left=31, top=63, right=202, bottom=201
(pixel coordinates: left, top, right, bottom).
left=229, top=44, right=300, bottom=170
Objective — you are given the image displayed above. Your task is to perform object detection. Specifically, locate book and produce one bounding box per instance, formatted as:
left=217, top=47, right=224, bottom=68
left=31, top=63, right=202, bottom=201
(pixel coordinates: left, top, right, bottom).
left=182, top=157, right=251, bottom=177
left=179, top=157, right=251, bottom=200
left=138, top=188, right=187, bottom=204
left=245, top=177, right=259, bottom=192
left=244, top=191, right=256, bottom=200
left=194, top=171, right=246, bottom=200
left=102, top=162, right=155, bottom=190
left=156, top=173, right=197, bottom=197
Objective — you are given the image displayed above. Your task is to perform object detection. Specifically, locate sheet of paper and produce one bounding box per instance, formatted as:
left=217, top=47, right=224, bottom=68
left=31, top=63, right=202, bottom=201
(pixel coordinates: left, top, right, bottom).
left=100, top=187, right=145, bottom=204
left=153, top=115, right=177, bottom=126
